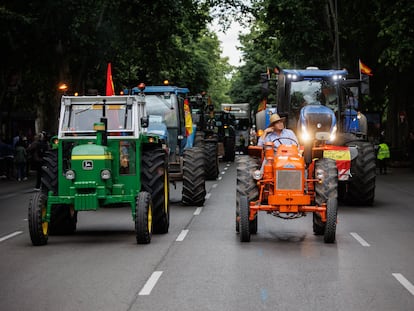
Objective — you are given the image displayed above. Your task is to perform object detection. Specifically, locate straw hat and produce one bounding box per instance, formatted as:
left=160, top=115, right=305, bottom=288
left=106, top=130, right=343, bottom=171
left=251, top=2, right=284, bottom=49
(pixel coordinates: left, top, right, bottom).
left=269, top=113, right=285, bottom=125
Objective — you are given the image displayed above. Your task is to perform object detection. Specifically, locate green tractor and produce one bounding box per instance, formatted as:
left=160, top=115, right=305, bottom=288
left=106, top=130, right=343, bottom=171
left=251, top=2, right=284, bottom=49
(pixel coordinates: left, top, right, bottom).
left=28, top=92, right=169, bottom=245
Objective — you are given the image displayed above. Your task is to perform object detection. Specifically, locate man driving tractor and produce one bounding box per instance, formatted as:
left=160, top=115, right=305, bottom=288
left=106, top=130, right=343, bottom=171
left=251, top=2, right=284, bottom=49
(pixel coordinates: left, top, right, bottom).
left=257, top=113, right=299, bottom=149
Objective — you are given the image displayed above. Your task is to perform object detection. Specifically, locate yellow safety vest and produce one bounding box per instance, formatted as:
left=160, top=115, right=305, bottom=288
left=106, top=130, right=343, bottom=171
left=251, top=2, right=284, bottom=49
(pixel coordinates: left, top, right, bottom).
left=377, top=143, right=390, bottom=160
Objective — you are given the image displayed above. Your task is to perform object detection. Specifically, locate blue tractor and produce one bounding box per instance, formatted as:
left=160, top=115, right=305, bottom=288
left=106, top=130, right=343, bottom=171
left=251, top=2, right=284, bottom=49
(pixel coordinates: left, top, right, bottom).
left=260, top=67, right=376, bottom=205
left=126, top=85, right=206, bottom=206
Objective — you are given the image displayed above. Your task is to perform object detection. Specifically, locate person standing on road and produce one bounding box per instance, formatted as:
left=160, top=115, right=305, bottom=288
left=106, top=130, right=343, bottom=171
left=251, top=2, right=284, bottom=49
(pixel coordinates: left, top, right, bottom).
left=257, top=114, right=298, bottom=150
left=14, top=138, right=28, bottom=182
left=377, top=139, right=391, bottom=174
left=27, top=133, right=49, bottom=190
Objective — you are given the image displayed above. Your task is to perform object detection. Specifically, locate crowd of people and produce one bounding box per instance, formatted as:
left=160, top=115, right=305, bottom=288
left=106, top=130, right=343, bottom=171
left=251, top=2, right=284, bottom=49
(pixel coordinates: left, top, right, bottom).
left=0, top=131, right=49, bottom=190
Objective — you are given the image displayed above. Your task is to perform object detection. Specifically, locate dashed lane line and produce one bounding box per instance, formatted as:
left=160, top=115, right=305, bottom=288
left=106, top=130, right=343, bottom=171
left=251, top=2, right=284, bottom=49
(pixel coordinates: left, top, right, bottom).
left=0, top=231, right=23, bottom=242
left=392, top=273, right=414, bottom=296
left=350, top=232, right=370, bottom=247
left=176, top=229, right=189, bottom=242
left=194, top=207, right=202, bottom=215
left=138, top=271, right=163, bottom=296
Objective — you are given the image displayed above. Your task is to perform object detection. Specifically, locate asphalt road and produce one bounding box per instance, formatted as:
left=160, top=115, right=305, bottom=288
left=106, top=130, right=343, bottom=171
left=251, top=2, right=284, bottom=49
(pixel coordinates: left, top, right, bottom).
left=0, top=160, right=413, bottom=311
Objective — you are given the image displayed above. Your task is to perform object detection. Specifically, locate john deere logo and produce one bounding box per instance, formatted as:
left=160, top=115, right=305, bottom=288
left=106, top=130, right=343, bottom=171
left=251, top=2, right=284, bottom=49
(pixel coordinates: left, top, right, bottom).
left=83, top=160, right=93, bottom=170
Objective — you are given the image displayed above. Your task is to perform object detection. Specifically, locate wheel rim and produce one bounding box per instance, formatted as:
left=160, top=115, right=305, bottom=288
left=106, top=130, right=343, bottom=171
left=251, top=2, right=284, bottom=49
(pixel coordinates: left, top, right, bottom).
left=41, top=205, right=48, bottom=235
left=148, top=204, right=153, bottom=233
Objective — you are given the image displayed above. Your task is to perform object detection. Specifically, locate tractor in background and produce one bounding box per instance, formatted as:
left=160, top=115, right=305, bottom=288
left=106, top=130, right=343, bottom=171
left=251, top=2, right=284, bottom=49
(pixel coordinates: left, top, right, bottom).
left=126, top=84, right=206, bottom=206
left=29, top=92, right=168, bottom=245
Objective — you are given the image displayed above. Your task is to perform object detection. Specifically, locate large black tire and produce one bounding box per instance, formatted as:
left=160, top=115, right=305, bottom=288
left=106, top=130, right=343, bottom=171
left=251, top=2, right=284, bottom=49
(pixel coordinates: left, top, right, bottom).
left=343, top=141, right=376, bottom=206
left=236, top=156, right=259, bottom=232
left=142, top=148, right=169, bottom=234
left=41, top=150, right=77, bottom=235
left=135, top=191, right=153, bottom=244
left=239, top=196, right=251, bottom=242
left=41, top=150, right=58, bottom=195
left=28, top=192, right=49, bottom=246
left=324, top=197, right=338, bottom=243
left=223, top=136, right=235, bottom=162
left=314, top=158, right=338, bottom=243
left=182, top=147, right=206, bottom=206
left=204, top=141, right=219, bottom=180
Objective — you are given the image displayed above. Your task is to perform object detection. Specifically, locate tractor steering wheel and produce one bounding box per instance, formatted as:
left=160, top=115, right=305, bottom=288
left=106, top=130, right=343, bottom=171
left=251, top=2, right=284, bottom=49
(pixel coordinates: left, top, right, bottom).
left=271, top=137, right=299, bottom=148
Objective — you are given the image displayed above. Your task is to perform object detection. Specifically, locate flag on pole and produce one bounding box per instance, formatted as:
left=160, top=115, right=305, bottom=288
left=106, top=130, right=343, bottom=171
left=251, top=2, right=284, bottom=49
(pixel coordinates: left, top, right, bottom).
left=257, top=98, right=267, bottom=112
left=359, top=59, right=373, bottom=76
left=106, top=63, right=115, bottom=96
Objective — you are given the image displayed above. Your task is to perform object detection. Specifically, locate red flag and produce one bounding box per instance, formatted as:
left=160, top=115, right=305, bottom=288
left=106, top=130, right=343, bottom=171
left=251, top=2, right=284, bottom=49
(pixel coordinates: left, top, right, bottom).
left=257, top=98, right=267, bottom=112
left=106, top=63, right=115, bottom=95
left=359, top=59, right=373, bottom=76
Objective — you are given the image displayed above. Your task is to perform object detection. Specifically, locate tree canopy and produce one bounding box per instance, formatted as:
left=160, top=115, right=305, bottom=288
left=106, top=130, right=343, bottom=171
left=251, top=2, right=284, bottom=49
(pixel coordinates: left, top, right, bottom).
left=1, top=0, right=413, bottom=152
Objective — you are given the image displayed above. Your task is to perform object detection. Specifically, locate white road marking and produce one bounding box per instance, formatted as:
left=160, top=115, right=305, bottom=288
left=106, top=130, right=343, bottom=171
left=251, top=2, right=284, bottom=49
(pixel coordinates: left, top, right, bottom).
left=224, top=167, right=228, bottom=170
left=205, top=193, right=211, bottom=200
left=392, top=273, right=414, bottom=296
left=176, top=229, right=189, bottom=242
left=194, top=207, right=202, bottom=215
left=218, top=176, right=222, bottom=181
left=221, top=171, right=226, bottom=175
left=0, top=231, right=23, bottom=242
left=139, top=271, right=163, bottom=296
left=350, top=232, right=370, bottom=247
left=212, top=183, right=218, bottom=188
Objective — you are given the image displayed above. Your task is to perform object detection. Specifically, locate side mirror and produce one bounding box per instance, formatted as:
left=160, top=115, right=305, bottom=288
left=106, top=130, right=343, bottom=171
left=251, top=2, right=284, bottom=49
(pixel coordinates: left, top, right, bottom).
left=141, top=116, right=149, bottom=128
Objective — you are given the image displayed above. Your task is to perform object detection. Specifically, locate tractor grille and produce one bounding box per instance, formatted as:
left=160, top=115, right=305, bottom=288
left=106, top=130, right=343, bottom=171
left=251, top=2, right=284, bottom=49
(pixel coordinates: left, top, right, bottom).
left=305, top=113, right=333, bottom=132
left=276, top=170, right=302, bottom=190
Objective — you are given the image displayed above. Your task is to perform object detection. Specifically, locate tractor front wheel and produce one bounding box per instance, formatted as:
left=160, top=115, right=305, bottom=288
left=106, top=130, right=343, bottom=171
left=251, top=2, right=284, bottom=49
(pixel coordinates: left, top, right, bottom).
left=135, top=192, right=153, bottom=244
left=324, top=197, right=338, bottom=243
left=28, top=192, right=49, bottom=246
left=239, top=196, right=251, bottom=242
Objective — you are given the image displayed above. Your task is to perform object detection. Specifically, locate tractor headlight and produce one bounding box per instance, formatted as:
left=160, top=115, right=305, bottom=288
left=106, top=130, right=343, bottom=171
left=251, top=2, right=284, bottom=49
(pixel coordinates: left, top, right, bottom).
left=101, top=169, right=111, bottom=180
left=65, top=170, right=76, bottom=180
left=330, top=125, right=337, bottom=142
left=300, top=124, right=311, bottom=141
left=253, top=169, right=263, bottom=180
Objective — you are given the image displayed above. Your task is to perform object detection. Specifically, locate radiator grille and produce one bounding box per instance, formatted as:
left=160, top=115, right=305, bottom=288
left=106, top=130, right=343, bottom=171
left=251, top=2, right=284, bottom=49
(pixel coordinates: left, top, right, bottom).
left=276, top=170, right=302, bottom=190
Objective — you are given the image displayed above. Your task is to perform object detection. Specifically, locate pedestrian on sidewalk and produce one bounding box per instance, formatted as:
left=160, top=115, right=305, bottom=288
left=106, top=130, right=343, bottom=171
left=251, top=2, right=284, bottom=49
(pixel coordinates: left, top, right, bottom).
left=14, top=138, right=28, bottom=181
left=27, top=133, right=49, bottom=190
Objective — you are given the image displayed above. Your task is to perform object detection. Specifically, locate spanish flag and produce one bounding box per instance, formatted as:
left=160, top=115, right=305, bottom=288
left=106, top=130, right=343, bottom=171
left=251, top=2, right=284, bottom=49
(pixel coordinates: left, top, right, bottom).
left=184, top=98, right=193, bottom=136
left=359, top=59, right=373, bottom=76
left=106, top=63, right=115, bottom=95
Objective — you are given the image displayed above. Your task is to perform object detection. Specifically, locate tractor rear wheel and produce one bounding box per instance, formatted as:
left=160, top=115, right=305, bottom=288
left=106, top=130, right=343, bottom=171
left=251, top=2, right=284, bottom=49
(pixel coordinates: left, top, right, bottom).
left=236, top=156, right=259, bottom=232
left=344, top=141, right=376, bottom=206
left=28, top=192, right=49, bottom=246
left=239, top=196, right=251, bottom=242
left=142, top=148, right=169, bottom=234
left=135, top=191, right=153, bottom=244
left=41, top=150, right=77, bottom=235
left=204, top=141, right=219, bottom=180
left=182, top=147, right=206, bottom=206
left=314, top=158, right=338, bottom=243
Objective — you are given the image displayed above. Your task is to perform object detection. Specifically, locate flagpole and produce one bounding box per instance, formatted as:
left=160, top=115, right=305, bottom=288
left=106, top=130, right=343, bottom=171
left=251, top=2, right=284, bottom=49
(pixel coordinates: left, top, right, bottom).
left=358, top=58, right=362, bottom=81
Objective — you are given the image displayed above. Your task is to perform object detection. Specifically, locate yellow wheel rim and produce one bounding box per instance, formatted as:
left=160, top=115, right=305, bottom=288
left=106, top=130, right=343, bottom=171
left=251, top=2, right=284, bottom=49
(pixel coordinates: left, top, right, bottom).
left=148, top=204, right=153, bottom=233
left=41, top=205, right=48, bottom=235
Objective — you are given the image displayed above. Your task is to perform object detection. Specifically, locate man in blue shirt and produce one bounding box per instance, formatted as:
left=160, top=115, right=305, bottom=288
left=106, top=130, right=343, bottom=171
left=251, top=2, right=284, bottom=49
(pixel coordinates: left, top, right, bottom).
left=257, top=113, right=299, bottom=149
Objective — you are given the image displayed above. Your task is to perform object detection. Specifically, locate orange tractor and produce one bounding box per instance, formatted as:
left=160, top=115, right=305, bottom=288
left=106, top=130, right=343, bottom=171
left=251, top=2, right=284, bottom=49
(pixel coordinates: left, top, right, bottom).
left=236, top=105, right=339, bottom=243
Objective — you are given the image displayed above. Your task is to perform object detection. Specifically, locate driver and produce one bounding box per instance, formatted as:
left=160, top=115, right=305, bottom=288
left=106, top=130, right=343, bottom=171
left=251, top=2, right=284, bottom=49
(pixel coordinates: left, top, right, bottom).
left=257, top=113, right=298, bottom=149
